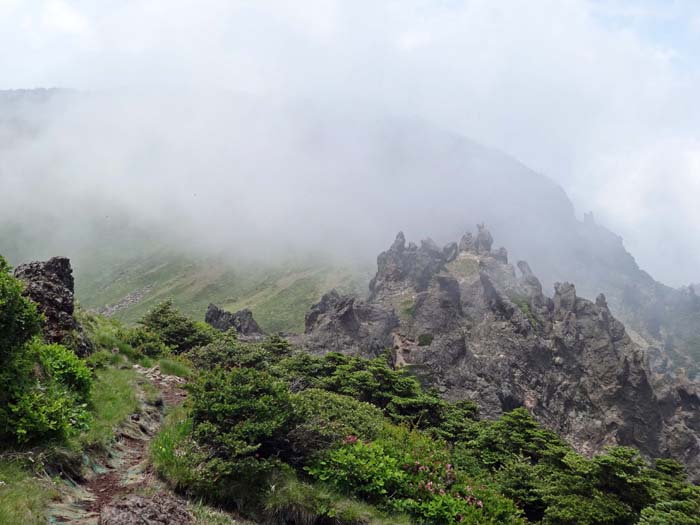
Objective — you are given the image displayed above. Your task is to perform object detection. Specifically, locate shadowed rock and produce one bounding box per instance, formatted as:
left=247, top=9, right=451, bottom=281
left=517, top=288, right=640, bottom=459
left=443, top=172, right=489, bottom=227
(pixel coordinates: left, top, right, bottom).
left=13, top=256, right=92, bottom=356
left=205, top=304, right=262, bottom=335
left=303, top=290, right=398, bottom=356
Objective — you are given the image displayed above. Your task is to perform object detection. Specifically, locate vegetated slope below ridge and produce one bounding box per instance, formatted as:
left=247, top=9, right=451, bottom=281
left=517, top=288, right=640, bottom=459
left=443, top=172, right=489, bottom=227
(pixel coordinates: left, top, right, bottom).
left=298, top=226, right=700, bottom=481
left=74, top=249, right=371, bottom=334
left=1, top=88, right=698, bottom=376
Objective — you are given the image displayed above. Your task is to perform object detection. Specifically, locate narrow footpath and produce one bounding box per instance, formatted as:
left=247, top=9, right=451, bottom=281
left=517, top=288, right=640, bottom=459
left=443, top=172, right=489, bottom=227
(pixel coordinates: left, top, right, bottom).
left=48, top=365, right=192, bottom=525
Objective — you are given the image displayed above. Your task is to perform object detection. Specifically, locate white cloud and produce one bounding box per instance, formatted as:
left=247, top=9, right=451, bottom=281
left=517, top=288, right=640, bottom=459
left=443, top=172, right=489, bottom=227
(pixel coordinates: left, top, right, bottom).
left=41, top=0, right=89, bottom=35
left=0, top=0, right=699, bottom=284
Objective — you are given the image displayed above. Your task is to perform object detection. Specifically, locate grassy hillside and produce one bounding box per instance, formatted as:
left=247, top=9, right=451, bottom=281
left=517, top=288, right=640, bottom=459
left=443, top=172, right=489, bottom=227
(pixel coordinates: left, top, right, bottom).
left=74, top=251, right=371, bottom=333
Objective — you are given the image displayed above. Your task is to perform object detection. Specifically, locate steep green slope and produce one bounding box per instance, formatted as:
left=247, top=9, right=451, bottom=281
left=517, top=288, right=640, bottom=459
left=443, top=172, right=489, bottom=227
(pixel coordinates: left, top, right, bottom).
left=74, top=252, right=371, bottom=333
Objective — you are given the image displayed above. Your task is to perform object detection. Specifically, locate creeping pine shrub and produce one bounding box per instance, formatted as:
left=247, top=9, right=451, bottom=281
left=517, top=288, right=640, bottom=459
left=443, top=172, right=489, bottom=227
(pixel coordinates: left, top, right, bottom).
left=0, top=257, right=92, bottom=443
left=273, top=352, right=478, bottom=438
left=190, top=367, right=293, bottom=457
left=286, top=389, right=385, bottom=464
left=184, top=366, right=295, bottom=510
left=188, top=331, right=292, bottom=372
left=139, top=300, right=213, bottom=354
left=117, top=326, right=170, bottom=357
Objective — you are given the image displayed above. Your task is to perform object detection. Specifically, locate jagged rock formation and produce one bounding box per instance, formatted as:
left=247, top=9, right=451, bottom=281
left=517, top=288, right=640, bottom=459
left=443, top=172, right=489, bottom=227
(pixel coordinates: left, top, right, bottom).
left=303, top=226, right=700, bottom=480
left=205, top=303, right=263, bottom=336
left=568, top=215, right=700, bottom=382
left=302, top=290, right=398, bottom=355
left=13, top=256, right=92, bottom=356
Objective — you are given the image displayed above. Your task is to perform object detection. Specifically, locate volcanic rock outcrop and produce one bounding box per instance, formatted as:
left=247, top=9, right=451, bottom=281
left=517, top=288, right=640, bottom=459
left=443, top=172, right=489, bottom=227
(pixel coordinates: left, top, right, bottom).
left=13, top=256, right=92, bottom=356
left=303, top=289, right=398, bottom=356
left=205, top=303, right=263, bottom=336
left=303, top=225, right=700, bottom=479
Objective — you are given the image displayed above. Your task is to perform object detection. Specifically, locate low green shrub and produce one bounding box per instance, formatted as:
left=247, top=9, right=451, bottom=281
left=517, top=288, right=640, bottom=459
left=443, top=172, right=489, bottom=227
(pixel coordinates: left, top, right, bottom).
left=140, top=300, right=213, bottom=354
left=118, top=326, right=171, bottom=357
left=307, top=429, right=524, bottom=524
left=84, top=349, right=123, bottom=370
left=37, top=342, right=92, bottom=399
left=417, top=333, right=433, bottom=346
left=190, top=367, right=293, bottom=459
left=287, top=389, right=385, bottom=463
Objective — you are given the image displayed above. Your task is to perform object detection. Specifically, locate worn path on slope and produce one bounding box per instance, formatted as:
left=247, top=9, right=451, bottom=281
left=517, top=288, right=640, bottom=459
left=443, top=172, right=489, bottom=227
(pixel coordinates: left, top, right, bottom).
left=48, top=365, right=191, bottom=524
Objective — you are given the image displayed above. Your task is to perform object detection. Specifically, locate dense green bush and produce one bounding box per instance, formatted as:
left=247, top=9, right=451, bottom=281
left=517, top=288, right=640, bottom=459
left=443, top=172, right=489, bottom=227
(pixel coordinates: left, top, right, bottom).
left=117, top=326, right=171, bottom=357
left=0, top=258, right=42, bottom=358
left=0, top=257, right=92, bottom=444
left=139, top=300, right=214, bottom=354
left=307, top=429, right=524, bottom=524
left=188, top=331, right=291, bottom=371
left=287, top=389, right=385, bottom=464
left=273, top=352, right=478, bottom=437
left=189, top=367, right=293, bottom=458
left=37, top=342, right=92, bottom=399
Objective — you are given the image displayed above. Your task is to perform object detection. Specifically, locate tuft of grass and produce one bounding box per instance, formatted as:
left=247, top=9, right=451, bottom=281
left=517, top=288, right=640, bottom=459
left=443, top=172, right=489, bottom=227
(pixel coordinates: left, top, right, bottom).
left=159, top=357, right=193, bottom=379
left=446, top=256, right=479, bottom=278
left=264, top=476, right=411, bottom=525
left=150, top=405, right=193, bottom=489
left=400, top=298, right=416, bottom=318
left=0, top=460, right=58, bottom=525
left=511, top=296, right=541, bottom=329
left=78, top=367, right=140, bottom=450
left=417, top=333, right=434, bottom=346
left=189, top=500, right=255, bottom=525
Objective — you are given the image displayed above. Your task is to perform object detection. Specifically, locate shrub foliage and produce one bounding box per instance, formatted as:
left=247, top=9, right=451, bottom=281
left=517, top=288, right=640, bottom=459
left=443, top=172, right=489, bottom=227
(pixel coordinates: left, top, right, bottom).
left=0, top=257, right=92, bottom=444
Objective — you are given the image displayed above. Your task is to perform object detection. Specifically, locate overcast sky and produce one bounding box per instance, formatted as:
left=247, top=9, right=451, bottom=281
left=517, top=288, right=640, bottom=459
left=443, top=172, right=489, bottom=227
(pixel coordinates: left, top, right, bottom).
left=1, top=0, right=699, bottom=284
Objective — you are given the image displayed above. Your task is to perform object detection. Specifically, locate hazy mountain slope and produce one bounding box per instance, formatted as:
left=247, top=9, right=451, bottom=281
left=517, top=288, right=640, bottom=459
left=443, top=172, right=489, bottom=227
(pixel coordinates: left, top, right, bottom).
left=1, top=89, right=698, bottom=374
left=74, top=250, right=369, bottom=333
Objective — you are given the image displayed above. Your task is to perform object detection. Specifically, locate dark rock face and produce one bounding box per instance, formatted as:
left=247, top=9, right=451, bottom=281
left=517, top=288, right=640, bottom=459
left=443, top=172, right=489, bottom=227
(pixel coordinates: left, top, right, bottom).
left=13, top=256, right=92, bottom=356
left=303, top=290, right=398, bottom=356
left=100, top=493, right=192, bottom=525
left=205, top=304, right=262, bottom=335
left=303, top=227, right=700, bottom=480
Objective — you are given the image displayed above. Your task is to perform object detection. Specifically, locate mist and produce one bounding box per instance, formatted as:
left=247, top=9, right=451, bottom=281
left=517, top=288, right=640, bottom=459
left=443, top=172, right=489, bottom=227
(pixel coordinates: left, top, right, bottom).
left=1, top=0, right=700, bottom=286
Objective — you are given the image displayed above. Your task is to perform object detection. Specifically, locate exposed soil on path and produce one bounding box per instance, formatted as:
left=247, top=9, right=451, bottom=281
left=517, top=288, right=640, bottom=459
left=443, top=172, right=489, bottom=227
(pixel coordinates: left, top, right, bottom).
left=48, top=365, right=191, bottom=525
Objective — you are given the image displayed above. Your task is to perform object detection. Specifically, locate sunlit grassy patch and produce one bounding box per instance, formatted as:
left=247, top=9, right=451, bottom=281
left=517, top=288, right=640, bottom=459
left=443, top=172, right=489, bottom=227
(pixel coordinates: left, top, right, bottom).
left=78, top=367, right=140, bottom=450
left=0, top=460, right=58, bottom=525
left=159, top=357, right=193, bottom=379
left=150, top=405, right=193, bottom=489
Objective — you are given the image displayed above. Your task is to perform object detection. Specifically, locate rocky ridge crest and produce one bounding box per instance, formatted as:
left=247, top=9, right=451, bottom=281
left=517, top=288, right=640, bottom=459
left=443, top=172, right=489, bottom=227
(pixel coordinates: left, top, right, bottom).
left=302, top=226, right=700, bottom=479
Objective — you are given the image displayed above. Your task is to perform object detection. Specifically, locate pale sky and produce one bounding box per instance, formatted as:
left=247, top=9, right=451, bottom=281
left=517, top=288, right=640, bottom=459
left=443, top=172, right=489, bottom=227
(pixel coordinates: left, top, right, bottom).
left=1, top=0, right=699, bottom=284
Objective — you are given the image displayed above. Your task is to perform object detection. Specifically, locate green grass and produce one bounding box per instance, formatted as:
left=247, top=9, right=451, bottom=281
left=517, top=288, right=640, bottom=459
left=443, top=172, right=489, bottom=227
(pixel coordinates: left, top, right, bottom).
left=446, top=256, right=479, bottom=278
left=159, top=357, right=193, bottom=379
left=74, top=251, right=371, bottom=333
left=0, top=460, right=58, bottom=525
left=78, top=367, right=140, bottom=450
left=400, top=298, right=416, bottom=318
left=265, top=476, right=411, bottom=525
left=150, top=405, right=193, bottom=489
left=189, top=501, right=253, bottom=525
